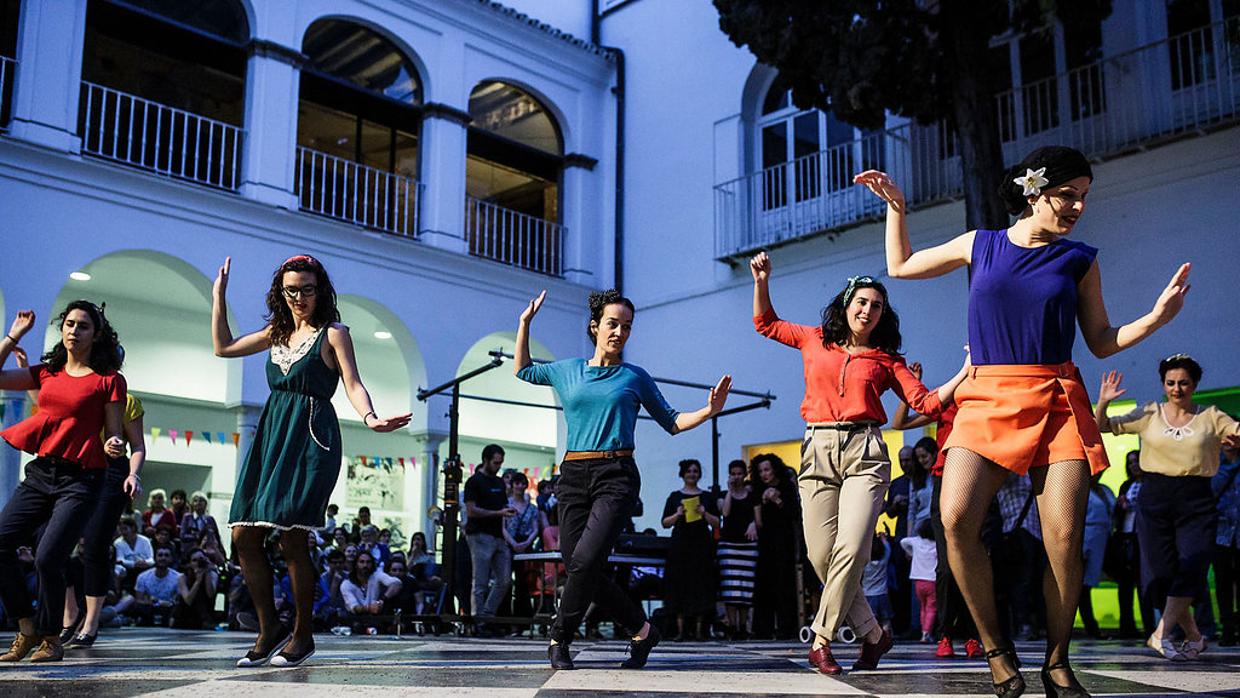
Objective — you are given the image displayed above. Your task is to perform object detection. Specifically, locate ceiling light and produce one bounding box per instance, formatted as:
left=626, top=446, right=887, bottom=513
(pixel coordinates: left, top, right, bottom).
left=69, top=271, right=91, bottom=281
left=373, top=330, right=392, bottom=340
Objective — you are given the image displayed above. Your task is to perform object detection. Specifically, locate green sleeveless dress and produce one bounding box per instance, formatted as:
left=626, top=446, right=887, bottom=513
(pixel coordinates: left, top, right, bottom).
left=229, top=327, right=343, bottom=530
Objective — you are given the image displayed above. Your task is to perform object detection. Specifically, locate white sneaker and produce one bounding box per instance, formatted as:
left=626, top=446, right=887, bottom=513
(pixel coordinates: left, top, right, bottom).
left=1146, top=635, right=1185, bottom=661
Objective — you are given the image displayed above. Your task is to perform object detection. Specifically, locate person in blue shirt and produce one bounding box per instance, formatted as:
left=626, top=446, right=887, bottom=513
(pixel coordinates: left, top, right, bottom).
left=515, top=288, right=731, bottom=671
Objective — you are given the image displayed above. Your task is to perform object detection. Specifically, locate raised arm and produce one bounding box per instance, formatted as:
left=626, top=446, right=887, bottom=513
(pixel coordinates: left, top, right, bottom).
left=854, top=170, right=974, bottom=279
left=671, top=374, right=732, bottom=434
left=0, top=311, right=38, bottom=391
left=1077, top=261, right=1190, bottom=359
left=211, top=257, right=272, bottom=358
left=1093, top=370, right=1127, bottom=433
left=514, top=290, right=546, bottom=374
left=750, top=252, right=773, bottom=317
left=327, top=324, right=412, bottom=432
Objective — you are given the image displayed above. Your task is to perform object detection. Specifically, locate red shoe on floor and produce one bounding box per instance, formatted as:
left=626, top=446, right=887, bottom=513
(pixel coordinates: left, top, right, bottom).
left=964, top=638, right=984, bottom=659
left=935, top=636, right=955, bottom=658
left=808, top=645, right=843, bottom=675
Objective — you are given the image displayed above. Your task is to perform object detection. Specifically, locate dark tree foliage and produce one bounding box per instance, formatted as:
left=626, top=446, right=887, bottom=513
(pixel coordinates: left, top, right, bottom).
left=714, top=0, right=1112, bottom=230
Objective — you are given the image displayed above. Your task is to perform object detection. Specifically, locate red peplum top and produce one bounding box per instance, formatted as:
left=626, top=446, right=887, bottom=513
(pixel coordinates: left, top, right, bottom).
left=0, top=365, right=127, bottom=470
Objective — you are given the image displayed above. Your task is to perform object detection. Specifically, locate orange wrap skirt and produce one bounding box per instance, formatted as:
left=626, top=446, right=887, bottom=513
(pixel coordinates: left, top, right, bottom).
left=944, top=361, right=1109, bottom=476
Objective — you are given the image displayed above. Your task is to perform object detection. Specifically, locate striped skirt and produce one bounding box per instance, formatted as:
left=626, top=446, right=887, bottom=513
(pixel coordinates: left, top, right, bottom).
left=717, top=540, right=759, bottom=607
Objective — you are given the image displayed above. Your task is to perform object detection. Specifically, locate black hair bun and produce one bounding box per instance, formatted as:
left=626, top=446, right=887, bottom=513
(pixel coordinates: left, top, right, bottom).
left=998, top=146, right=1094, bottom=216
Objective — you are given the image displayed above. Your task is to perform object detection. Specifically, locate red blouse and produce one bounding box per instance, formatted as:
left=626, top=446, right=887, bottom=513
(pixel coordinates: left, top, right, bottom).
left=754, top=308, right=942, bottom=425
left=0, top=365, right=127, bottom=470
left=931, top=403, right=959, bottom=476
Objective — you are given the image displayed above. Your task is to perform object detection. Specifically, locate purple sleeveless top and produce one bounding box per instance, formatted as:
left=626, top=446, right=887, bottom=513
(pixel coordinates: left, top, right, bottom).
left=968, top=229, right=1098, bottom=366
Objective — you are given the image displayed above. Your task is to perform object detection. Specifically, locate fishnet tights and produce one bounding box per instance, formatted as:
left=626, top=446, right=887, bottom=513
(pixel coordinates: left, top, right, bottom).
left=939, top=448, right=1089, bottom=685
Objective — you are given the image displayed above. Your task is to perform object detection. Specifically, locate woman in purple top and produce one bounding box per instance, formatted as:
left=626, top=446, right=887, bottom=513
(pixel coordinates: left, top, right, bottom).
left=856, top=146, right=1190, bottom=698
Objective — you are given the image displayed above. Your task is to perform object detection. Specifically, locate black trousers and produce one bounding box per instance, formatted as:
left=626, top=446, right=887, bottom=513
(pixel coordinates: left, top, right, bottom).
left=81, top=457, right=130, bottom=597
left=550, top=456, right=645, bottom=644
left=1215, top=544, right=1240, bottom=632
left=0, top=457, right=102, bottom=635
left=930, top=475, right=975, bottom=640
left=1137, top=474, right=1216, bottom=604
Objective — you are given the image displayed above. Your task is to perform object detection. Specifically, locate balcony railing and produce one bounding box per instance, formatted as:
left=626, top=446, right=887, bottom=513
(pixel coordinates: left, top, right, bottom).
left=295, top=147, right=423, bottom=238
left=0, top=56, right=14, bottom=131
left=79, top=82, right=243, bottom=190
left=716, top=17, right=1240, bottom=259
left=465, top=196, right=564, bottom=277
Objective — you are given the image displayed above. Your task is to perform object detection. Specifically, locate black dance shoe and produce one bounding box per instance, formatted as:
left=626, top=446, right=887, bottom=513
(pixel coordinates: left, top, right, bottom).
left=270, top=638, right=316, bottom=668
left=65, top=633, right=96, bottom=649
left=986, top=646, right=1026, bottom=698
left=548, top=642, right=575, bottom=670
left=235, top=628, right=291, bottom=668
left=1040, top=661, right=1089, bottom=698
left=621, top=624, right=661, bottom=669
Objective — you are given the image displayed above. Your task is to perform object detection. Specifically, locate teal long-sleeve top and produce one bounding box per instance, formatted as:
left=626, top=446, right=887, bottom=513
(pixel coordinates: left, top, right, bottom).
left=516, top=358, right=680, bottom=452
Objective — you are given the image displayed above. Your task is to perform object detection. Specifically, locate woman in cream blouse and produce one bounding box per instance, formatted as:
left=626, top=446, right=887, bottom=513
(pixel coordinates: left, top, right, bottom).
left=1095, top=354, right=1240, bottom=661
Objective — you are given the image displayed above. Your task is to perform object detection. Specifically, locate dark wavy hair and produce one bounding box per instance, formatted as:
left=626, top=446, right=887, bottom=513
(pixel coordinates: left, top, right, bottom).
left=1158, top=354, right=1202, bottom=384
left=820, top=278, right=902, bottom=355
left=587, top=288, right=636, bottom=342
left=999, top=145, right=1093, bottom=216
left=749, top=452, right=791, bottom=486
left=41, top=299, right=124, bottom=374
left=265, top=255, right=340, bottom=348
left=678, top=458, right=702, bottom=477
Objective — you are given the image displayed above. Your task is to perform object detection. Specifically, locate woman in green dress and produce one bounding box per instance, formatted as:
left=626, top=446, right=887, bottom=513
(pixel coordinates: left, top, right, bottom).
left=212, top=255, right=411, bottom=667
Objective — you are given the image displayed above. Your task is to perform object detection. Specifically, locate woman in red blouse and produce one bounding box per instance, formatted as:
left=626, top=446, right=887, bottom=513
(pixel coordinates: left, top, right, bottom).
left=750, top=252, right=967, bottom=676
left=0, top=302, right=127, bottom=662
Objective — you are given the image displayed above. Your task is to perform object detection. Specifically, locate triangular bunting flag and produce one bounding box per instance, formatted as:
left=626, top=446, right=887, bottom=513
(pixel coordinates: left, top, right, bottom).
left=185, top=431, right=193, bottom=446
left=203, top=432, right=212, bottom=444
left=169, top=429, right=178, bottom=445
left=398, top=457, right=405, bottom=467
left=151, top=427, right=161, bottom=442
left=231, top=432, right=240, bottom=446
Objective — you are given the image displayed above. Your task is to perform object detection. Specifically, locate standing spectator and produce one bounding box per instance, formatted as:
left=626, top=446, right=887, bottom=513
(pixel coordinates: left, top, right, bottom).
left=172, top=548, right=218, bottom=629
left=908, top=438, right=937, bottom=536
left=993, top=473, right=1041, bottom=644
left=901, top=519, right=938, bottom=642
left=113, top=516, right=154, bottom=588
left=1214, top=442, right=1240, bottom=646
left=169, top=489, right=189, bottom=528
left=1111, top=451, right=1152, bottom=638
left=352, top=507, right=374, bottom=542
left=504, top=472, right=541, bottom=619
left=750, top=454, right=800, bottom=640
left=1079, top=472, right=1116, bottom=638
left=885, top=447, right=915, bottom=637
left=143, top=489, right=177, bottom=533
left=340, top=551, right=402, bottom=626
left=718, top=459, right=760, bottom=640
left=324, top=504, right=339, bottom=536
left=1096, top=358, right=1240, bottom=660
left=130, top=548, right=182, bottom=626
left=314, top=549, right=348, bottom=628
left=179, top=492, right=218, bottom=548
left=863, top=533, right=894, bottom=637
left=463, top=444, right=514, bottom=630
left=661, top=459, right=720, bottom=641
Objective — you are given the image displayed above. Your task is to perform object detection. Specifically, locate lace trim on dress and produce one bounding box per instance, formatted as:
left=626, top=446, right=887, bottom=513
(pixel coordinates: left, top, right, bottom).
left=270, top=327, right=325, bottom=376
left=229, top=520, right=323, bottom=532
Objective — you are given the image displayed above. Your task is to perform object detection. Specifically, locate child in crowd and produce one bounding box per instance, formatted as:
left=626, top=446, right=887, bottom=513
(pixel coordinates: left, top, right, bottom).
left=902, top=519, right=938, bottom=643
left=863, top=533, right=894, bottom=637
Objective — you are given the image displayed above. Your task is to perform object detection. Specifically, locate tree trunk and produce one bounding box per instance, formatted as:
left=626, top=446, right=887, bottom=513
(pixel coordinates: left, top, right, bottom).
left=942, top=10, right=1009, bottom=231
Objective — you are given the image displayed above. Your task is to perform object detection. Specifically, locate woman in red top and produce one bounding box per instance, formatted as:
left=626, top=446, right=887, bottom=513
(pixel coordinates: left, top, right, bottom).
left=0, top=302, right=126, bottom=662
left=750, top=252, right=967, bottom=675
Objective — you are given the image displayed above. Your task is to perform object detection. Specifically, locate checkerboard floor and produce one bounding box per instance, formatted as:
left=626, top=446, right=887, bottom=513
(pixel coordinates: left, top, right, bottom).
left=1, top=627, right=1238, bottom=697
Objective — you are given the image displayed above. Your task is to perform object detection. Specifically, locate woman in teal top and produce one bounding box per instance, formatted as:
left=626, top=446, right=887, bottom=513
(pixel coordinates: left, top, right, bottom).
left=212, top=255, right=410, bottom=668
left=516, top=288, right=731, bottom=671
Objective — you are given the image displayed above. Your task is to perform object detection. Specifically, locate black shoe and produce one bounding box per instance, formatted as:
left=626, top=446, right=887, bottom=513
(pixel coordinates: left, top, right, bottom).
left=58, top=615, right=83, bottom=644
left=270, top=638, right=316, bottom=668
left=548, top=642, right=575, bottom=670
left=65, top=633, right=96, bottom=649
left=621, top=624, right=661, bottom=669
left=236, top=629, right=291, bottom=668
left=986, top=646, right=1026, bottom=698
left=1040, top=662, right=1089, bottom=697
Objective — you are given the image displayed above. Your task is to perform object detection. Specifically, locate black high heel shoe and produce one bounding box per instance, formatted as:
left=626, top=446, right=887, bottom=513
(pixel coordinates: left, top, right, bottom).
left=1040, top=661, right=1089, bottom=698
left=986, top=646, right=1026, bottom=698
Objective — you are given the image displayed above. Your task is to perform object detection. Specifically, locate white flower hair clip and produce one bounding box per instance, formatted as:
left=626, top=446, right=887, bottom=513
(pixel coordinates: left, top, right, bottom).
left=1014, top=167, right=1050, bottom=197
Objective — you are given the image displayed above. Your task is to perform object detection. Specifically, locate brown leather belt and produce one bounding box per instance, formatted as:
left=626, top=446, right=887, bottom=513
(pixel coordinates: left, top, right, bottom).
left=562, top=449, right=635, bottom=461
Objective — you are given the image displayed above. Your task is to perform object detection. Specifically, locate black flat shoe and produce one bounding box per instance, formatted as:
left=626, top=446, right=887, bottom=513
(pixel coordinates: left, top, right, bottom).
left=1040, top=661, right=1089, bottom=697
left=236, top=629, right=291, bottom=668
left=548, top=642, right=575, bottom=670
left=270, top=639, right=316, bottom=668
left=65, top=633, right=96, bottom=649
left=986, top=646, right=1026, bottom=698
left=58, top=616, right=83, bottom=644
left=621, top=625, right=661, bottom=669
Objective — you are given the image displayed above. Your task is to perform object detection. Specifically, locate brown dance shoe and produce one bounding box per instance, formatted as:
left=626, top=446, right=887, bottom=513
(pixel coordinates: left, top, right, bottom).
left=808, top=645, right=843, bottom=675
left=853, top=628, right=894, bottom=671
left=0, top=633, right=40, bottom=662
left=29, top=636, right=64, bottom=663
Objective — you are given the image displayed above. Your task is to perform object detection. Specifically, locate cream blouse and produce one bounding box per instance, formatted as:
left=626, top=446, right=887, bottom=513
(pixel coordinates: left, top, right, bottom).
left=1108, top=402, right=1240, bottom=477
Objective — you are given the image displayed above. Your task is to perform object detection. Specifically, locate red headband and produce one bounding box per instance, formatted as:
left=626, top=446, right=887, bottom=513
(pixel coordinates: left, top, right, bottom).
left=282, top=254, right=319, bottom=267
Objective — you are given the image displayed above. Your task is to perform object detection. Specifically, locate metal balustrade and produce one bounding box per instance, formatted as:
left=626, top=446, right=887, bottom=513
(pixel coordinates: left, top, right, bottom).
left=295, top=147, right=423, bottom=238
left=715, top=17, right=1240, bottom=259
left=465, top=196, right=564, bottom=277
left=79, top=82, right=243, bottom=190
left=0, top=56, right=14, bottom=131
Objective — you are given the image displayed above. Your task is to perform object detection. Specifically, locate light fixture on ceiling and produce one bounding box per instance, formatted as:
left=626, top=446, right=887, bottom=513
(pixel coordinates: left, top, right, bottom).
left=69, top=271, right=92, bottom=281
left=373, top=330, right=393, bottom=340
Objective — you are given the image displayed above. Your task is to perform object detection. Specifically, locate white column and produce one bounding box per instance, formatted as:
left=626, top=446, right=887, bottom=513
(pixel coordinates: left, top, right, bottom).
left=413, top=430, right=447, bottom=546
left=560, top=154, right=599, bottom=285
left=0, top=391, right=27, bottom=507
left=417, top=105, right=471, bottom=254
left=7, top=0, right=88, bottom=152
left=239, top=41, right=302, bottom=209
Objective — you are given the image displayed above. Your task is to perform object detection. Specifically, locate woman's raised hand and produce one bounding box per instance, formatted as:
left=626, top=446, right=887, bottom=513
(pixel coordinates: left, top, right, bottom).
left=7, top=310, right=35, bottom=341
left=853, top=170, right=906, bottom=207
left=1151, top=263, right=1191, bottom=327
left=213, top=257, right=231, bottom=299
left=707, top=374, right=732, bottom=416
left=1098, top=370, right=1126, bottom=403
left=520, top=290, right=546, bottom=325
left=749, top=252, right=771, bottom=283
left=368, top=412, right=413, bottom=433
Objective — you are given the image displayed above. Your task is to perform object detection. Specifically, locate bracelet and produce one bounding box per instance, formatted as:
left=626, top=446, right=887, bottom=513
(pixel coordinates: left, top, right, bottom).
left=3, top=334, right=15, bottom=344
left=363, top=410, right=377, bottom=424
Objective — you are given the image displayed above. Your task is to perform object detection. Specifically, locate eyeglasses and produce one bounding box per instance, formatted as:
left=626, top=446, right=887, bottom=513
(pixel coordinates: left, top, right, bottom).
left=282, top=284, right=318, bottom=299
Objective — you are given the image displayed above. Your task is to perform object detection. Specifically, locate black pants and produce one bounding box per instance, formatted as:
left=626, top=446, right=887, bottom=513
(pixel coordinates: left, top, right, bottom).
left=0, top=457, right=102, bottom=635
left=1215, top=544, right=1240, bottom=633
left=550, top=456, right=645, bottom=644
left=930, top=475, right=975, bottom=640
left=1137, top=474, right=1216, bottom=604
left=81, top=457, right=130, bottom=597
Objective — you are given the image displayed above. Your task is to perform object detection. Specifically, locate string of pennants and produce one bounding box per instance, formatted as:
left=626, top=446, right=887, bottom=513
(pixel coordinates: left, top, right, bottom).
left=149, top=427, right=241, bottom=447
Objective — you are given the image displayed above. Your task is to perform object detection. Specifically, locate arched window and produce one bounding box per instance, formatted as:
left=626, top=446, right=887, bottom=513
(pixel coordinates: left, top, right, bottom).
left=78, top=0, right=249, bottom=188
left=297, top=19, right=423, bottom=236
left=465, top=81, right=564, bottom=275
left=0, top=0, right=18, bottom=128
